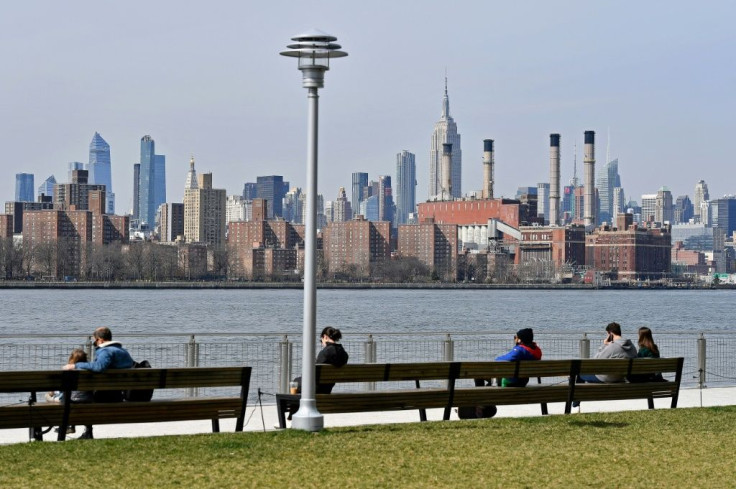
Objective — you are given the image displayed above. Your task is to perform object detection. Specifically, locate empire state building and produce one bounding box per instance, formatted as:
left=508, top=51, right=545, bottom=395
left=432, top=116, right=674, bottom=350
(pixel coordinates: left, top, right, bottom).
left=429, top=78, right=462, bottom=200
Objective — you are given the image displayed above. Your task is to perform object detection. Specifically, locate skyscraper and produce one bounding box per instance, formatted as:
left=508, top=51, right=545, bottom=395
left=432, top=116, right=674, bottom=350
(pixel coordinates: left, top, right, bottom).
left=395, top=151, right=416, bottom=226
left=537, top=183, right=550, bottom=223
left=38, top=175, right=56, bottom=201
left=674, top=195, right=694, bottom=224
left=429, top=78, right=461, bottom=199
left=15, top=173, right=34, bottom=202
left=378, top=175, right=394, bottom=224
left=256, top=175, right=286, bottom=219
left=693, top=180, right=709, bottom=222
left=137, top=135, right=166, bottom=227
left=596, top=158, right=621, bottom=224
left=183, top=164, right=226, bottom=246
left=132, top=163, right=140, bottom=223
left=351, top=172, right=368, bottom=216
left=332, top=187, right=352, bottom=222
left=88, top=132, right=114, bottom=214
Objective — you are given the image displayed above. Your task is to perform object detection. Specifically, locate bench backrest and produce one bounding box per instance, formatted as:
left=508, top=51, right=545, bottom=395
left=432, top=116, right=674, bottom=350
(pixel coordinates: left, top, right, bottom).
left=456, top=360, right=574, bottom=380
left=316, top=362, right=454, bottom=384
left=576, top=358, right=683, bottom=378
left=0, top=367, right=252, bottom=393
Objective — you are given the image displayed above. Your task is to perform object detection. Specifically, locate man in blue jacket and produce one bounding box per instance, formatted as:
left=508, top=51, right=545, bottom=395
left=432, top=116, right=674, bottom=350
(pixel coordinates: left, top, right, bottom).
left=494, top=328, right=543, bottom=387
left=63, top=327, right=135, bottom=439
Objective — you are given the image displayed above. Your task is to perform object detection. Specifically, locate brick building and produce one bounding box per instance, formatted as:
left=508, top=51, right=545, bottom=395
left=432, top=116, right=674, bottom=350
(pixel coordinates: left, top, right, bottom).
left=322, top=217, right=390, bottom=277
left=23, top=210, right=93, bottom=278
left=228, top=219, right=305, bottom=279
left=518, top=225, right=586, bottom=268
left=585, top=214, right=671, bottom=280
left=0, top=215, right=13, bottom=238
left=398, top=219, right=458, bottom=280
left=417, top=198, right=523, bottom=227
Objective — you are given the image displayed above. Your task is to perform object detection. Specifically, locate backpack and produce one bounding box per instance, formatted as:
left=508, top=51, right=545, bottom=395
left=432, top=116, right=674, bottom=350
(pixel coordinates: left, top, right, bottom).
left=123, top=360, right=154, bottom=402
left=457, top=405, right=498, bottom=419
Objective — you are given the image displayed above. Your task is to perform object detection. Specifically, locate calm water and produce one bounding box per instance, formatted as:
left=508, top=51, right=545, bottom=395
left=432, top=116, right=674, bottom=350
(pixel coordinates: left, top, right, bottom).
left=1, top=288, right=734, bottom=336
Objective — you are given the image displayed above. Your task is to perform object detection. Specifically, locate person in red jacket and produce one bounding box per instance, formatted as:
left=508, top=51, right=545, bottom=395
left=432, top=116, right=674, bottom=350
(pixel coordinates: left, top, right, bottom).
left=494, top=328, right=543, bottom=387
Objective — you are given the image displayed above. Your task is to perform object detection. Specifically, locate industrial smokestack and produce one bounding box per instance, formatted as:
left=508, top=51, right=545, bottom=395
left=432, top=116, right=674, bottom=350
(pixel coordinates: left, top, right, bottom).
left=584, top=130, right=596, bottom=227
left=442, top=143, right=453, bottom=199
left=482, top=139, right=494, bottom=199
left=549, top=134, right=560, bottom=225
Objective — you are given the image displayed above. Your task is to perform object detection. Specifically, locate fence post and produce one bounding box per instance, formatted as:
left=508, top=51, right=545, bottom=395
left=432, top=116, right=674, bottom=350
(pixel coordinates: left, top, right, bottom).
left=364, top=335, right=377, bottom=391
left=278, top=335, right=292, bottom=394
left=186, top=335, right=199, bottom=397
left=697, top=333, right=706, bottom=389
left=442, top=334, right=454, bottom=362
left=84, top=337, right=94, bottom=361
left=579, top=333, right=590, bottom=359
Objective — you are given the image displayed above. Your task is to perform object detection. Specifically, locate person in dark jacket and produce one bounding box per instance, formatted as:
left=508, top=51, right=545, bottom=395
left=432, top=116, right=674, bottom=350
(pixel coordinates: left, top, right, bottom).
left=62, top=327, right=135, bottom=439
left=495, top=328, right=543, bottom=387
left=286, top=327, right=349, bottom=423
left=315, top=326, right=349, bottom=394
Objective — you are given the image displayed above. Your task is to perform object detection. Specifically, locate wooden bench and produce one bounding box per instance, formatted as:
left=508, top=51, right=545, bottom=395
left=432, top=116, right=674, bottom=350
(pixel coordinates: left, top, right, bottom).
left=275, top=358, right=683, bottom=427
left=0, top=366, right=251, bottom=441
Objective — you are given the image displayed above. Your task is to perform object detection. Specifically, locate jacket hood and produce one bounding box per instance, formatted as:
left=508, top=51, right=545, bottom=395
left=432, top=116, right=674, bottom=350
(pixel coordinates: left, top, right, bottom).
left=519, top=343, right=543, bottom=360
left=615, top=338, right=636, bottom=353
left=97, top=341, right=123, bottom=349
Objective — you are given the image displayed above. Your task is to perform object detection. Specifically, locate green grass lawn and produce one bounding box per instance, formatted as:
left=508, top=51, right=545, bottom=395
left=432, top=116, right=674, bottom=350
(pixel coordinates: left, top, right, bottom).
left=1, top=406, right=734, bottom=488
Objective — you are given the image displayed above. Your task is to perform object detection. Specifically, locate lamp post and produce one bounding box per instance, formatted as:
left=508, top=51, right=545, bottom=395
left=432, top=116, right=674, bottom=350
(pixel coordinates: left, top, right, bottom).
left=280, top=30, right=347, bottom=431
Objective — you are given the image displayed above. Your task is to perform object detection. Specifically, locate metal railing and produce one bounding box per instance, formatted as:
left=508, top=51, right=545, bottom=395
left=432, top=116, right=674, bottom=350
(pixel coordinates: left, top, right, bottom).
left=1, top=331, right=734, bottom=406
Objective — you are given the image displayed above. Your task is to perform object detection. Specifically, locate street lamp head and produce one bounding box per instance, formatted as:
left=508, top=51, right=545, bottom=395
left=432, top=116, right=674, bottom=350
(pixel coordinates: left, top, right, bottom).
left=280, top=29, right=348, bottom=88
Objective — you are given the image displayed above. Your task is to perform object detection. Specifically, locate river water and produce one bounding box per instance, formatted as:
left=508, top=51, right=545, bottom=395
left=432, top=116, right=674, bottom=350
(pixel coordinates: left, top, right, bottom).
left=2, top=288, right=734, bottom=336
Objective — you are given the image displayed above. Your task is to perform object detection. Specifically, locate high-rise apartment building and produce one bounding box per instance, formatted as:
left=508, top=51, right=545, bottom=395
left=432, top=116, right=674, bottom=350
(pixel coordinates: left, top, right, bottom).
left=351, top=172, right=368, bottom=217
left=612, top=187, right=625, bottom=219
left=38, top=175, right=56, bottom=201
left=429, top=78, right=461, bottom=199
left=54, top=170, right=106, bottom=211
left=693, top=180, right=709, bottom=222
left=183, top=164, right=226, bottom=246
left=15, top=173, right=34, bottom=202
left=596, top=158, right=621, bottom=225
left=137, top=135, right=166, bottom=227
left=88, top=132, right=114, bottom=214
left=256, top=175, right=286, bottom=219
left=158, top=202, right=184, bottom=242
left=712, top=197, right=736, bottom=237
left=68, top=162, right=85, bottom=182
left=132, top=163, right=140, bottom=222
left=322, top=217, right=390, bottom=276
left=395, top=151, right=416, bottom=226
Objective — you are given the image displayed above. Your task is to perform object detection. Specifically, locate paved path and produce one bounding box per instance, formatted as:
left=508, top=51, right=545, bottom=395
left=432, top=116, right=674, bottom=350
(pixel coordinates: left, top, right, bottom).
left=1, top=386, right=733, bottom=445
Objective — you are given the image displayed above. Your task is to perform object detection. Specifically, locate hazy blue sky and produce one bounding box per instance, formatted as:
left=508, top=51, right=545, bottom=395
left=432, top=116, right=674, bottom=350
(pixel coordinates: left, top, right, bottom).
left=2, top=1, right=734, bottom=213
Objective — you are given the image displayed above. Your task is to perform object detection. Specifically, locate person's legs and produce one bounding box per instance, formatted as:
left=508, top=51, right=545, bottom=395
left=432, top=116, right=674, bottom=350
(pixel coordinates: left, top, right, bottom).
left=578, top=374, right=604, bottom=383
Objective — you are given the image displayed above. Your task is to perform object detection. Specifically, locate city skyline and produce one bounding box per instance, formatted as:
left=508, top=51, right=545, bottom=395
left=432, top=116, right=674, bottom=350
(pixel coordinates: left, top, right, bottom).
left=1, top=1, right=734, bottom=213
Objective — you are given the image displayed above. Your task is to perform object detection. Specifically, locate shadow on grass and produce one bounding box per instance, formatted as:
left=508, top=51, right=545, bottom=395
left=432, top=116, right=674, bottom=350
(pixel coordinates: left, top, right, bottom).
left=568, top=420, right=629, bottom=428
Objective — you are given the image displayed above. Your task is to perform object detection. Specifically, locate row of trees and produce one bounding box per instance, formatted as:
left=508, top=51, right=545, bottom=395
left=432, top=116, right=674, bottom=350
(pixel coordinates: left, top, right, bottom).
left=0, top=237, right=578, bottom=284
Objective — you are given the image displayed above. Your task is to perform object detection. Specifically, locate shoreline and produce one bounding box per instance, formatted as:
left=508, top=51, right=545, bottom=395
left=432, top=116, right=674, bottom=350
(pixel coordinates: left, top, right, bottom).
left=0, top=281, right=725, bottom=290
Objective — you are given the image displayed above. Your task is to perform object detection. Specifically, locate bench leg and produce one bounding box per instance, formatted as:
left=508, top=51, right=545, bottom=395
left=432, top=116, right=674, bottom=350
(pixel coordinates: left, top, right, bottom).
left=647, top=396, right=655, bottom=410
left=276, top=398, right=288, bottom=429
left=419, top=409, right=427, bottom=422
left=540, top=403, right=549, bottom=415
left=212, top=419, right=220, bottom=433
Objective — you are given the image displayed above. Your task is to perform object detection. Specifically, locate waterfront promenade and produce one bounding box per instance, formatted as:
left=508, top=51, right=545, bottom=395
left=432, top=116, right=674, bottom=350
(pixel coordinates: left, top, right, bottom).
left=2, top=386, right=732, bottom=445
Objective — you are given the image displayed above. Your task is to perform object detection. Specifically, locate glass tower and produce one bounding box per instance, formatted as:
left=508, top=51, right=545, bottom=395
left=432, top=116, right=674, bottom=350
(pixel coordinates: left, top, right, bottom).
left=37, top=175, right=56, bottom=201
left=138, top=135, right=166, bottom=227
left=15, top=173, right=34, bottom=202
left=88, top=132, right=114, bottom=214
left=395, top=151, right=416, bottom=225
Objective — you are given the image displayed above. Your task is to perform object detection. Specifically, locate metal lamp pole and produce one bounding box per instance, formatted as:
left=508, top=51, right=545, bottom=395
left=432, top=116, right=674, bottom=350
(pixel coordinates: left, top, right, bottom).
left=280, top=30, right=347, bottom=432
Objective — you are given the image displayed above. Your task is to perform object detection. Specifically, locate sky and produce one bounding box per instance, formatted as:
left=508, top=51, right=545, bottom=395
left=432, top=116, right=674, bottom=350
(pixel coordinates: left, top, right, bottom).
left=2, top=1, right=734, bottom=214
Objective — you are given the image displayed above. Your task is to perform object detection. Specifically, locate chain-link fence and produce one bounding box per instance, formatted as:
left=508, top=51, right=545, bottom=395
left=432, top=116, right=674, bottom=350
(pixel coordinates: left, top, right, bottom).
left=1, top=331, right=734, bottom=406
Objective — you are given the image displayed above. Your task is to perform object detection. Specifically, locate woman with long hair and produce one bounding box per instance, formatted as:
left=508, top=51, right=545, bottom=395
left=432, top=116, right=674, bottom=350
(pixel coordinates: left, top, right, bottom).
left=637, top=327, right=660, bottom=358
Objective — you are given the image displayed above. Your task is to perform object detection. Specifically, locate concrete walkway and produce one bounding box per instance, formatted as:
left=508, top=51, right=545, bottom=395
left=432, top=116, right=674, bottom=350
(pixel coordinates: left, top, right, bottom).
left=1, top=386, right=733, bottom=445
